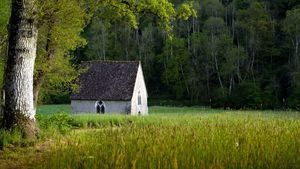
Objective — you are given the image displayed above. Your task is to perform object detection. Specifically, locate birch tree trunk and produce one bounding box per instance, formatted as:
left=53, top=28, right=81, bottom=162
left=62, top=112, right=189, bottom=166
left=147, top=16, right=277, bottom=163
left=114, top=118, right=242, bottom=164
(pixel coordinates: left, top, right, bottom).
left=2, top=0, right=38, bottom=138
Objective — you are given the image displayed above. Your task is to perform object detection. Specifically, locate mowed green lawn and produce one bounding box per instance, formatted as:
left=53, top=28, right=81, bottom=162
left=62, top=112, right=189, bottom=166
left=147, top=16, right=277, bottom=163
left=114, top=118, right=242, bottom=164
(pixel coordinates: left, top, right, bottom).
left=3, top=105, right=300, bottom=169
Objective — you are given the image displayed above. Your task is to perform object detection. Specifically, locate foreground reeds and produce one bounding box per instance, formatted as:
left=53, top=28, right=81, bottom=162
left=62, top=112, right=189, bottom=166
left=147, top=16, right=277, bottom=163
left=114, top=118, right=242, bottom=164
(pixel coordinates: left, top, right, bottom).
left=33, top=107, right=300, bottom=169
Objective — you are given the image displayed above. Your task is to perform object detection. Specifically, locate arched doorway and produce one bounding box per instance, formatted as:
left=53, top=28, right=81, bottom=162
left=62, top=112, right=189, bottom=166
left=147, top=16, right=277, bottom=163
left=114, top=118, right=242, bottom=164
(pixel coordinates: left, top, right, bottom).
left=95, top=101, right=105, bottom=114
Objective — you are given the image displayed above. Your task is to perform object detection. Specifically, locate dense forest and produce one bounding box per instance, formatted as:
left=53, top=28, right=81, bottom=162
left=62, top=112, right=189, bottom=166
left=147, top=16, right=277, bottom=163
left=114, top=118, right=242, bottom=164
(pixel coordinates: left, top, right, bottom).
left=1, top=0, right=300, bottom=109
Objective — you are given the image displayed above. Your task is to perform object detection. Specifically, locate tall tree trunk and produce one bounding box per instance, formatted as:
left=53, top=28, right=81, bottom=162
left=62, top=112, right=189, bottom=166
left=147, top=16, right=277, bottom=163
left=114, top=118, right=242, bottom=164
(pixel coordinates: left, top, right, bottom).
left=3, top=0, right=38, bottom=138
left=295, top=40, right=299, bottom=68
left=206, top=68, right=210, bottom=102
left=232, top=5, right=235, bottom=40
left=101, top=24, right=106, bottom=60
left=236, top=40, right=242, bottom=82
left=214, top=55, right=224, bottom=90
left=179, top=63, right=189, bottom=95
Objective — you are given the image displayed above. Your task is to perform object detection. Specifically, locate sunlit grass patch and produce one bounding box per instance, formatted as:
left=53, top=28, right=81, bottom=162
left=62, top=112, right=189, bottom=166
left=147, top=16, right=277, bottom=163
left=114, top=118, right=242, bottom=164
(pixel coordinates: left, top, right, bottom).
left=1, top=105, right=299, bottom=169
left=37, top=104, right=71, bottom=114
left=34, top=108, right=300, bottom=169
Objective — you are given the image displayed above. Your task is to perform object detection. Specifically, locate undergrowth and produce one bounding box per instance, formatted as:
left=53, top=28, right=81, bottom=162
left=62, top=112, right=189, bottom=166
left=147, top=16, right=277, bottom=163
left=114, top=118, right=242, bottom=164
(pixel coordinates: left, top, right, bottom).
left=0, top=106, right=299, bottom=169
left=37, top=112, right=300, bottom=169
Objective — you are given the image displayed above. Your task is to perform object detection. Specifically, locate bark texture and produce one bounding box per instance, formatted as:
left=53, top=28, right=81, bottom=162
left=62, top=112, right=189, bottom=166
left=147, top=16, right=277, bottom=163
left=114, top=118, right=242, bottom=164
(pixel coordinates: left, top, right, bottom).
left=3, top=0, right=38, bottom=138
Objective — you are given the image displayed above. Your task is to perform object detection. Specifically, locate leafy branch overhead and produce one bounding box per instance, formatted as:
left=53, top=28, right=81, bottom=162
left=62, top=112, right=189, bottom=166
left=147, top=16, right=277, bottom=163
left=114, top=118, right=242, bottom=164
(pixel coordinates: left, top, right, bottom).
left=32, top=0, right=196, bottom=104
left=89, top=0, right=196, bottom=34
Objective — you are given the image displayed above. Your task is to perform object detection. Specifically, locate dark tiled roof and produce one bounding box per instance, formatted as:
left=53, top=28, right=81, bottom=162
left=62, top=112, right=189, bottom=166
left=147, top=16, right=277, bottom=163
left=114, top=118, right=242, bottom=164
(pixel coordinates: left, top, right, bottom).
left=71, top=61, right=139, bottom=101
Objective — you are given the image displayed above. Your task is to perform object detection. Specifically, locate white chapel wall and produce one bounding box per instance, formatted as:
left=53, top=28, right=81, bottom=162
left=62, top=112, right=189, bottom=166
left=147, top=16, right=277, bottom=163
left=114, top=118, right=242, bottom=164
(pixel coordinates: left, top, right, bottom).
left=131, top=63, right=148, bottom=115
left=71, top=100, right=131, bottom=114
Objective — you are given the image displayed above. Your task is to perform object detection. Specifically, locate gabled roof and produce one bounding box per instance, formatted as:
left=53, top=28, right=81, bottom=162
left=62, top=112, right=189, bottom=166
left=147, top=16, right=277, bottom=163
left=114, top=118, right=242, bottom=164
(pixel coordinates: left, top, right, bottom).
left=71, top=60, right=140, bottom=101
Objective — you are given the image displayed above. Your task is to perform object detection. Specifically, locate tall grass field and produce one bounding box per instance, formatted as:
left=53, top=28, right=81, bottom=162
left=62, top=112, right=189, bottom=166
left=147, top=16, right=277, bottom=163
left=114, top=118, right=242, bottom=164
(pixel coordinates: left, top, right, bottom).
left=1, top=105, right=300, bottom=169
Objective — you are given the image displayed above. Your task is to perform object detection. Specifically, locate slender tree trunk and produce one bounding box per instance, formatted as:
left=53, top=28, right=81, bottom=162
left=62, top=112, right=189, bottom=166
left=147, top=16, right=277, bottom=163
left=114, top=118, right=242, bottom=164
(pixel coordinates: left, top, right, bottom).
left=295, top=40, right=299, bottom=68
left=179, top=63, right=189, bottom=95
left=229, top=75, right=234, bottom=94
left=237, top=41, right=242, bottom=82
left=214, top=55, right=224, bottom=90
left=225, top=2, right=228, bottom=27
left=3, top=0, right=38, bottom=138
left=33, top=71, right=44, bottom=108
left=187, top=21, right=191, bottom=56
left=250, top=50, right=256, bottom=82
left=232, top=6, right=235, bottom=40
left=33, top=21, right=55, bottom=109
left=101, top=24, right=106, bottom=60
left=124, top=27, right=129, bottom=60
left=206, top=68, right=211, bottom=106
left=136, top=29, right=142, bottom=61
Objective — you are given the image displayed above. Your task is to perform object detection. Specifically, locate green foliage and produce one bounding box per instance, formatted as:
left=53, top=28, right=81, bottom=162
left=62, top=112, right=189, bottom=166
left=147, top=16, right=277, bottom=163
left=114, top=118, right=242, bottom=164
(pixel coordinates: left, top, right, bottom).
left=70, top=114, right=135, bottom=128
left=234, top=0, right=251, bottom=10
left=38, top=55, right=78, bottom=104
left=0, top=0, right=10, bottom=90
left=137, top=0, right=176, bottom=33
left=283, top=8, right=300, bottom=68
left=160, top=38, right=189, bottom=98
left=217, top=33, right=247, bottom=79
left=34, top=0, right=88, bottom=104
left=283, top=8, right=300, bottom=38
left=211, top=87, right=229, bottom=107
left=204, top=17, right=225, bottom=35
left=203, top=0, right=225, bottom=17
left=176, top=2, right=197, bottom=20
left=37, top=113, right=73, bottom=135
left=76, top=0, right=298, bottom=109
left=2, top=105, right=299, bottom=167
left=236, top=1, right=272, bottom=52
left=0, top=56, right=5, bottom=90
left=288, top=86, right=300, bottom=110
left=229, top=82, right=262, bottom=109
left=37, top=104, right=71, bottom=114
left=90, top=0, right=195, bottom=35
left=2, top=0, right=300, bottom=109
left=33, top=0, right=195, bottom=104
left=30, top=0, right=300, bottom=109
left=0, top=129, right=23, bottom=149
left=84, top=20, right=109, bottom=60
left=0, top=0, right=10, bottom=39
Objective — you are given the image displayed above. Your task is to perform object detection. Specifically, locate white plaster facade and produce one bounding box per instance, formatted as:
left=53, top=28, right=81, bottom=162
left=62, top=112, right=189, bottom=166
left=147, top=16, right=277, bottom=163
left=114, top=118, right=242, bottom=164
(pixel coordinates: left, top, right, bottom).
left=71, top=62, right=148, bottom=115
left=131, top=63, right=148, bottom=115
left=71, top=100, right=131, bottom=114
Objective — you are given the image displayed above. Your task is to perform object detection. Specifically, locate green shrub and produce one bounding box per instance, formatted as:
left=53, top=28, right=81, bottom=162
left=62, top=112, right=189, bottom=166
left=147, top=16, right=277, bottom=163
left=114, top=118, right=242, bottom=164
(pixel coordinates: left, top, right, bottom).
left=37, top=113, right=73, bottom=136
left=70, top=114, right=133, bottom=128
left=288, top=87, right=300, bottom=110
left=0, top=130, right=10, bottom=149
left=35, top=111, right=300, bottom=169
left=229, top=82, right=262, bottom=109
left=211, top=88, right=229, bottom=108
left=260, top=85, right=277, bottom=109
left=0, top=129, right=22, bottom=149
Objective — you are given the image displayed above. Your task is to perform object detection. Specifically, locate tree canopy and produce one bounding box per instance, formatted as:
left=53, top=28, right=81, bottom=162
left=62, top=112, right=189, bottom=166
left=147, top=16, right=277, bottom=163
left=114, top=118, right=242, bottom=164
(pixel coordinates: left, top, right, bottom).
left=1, top=0, right=300, bottom=110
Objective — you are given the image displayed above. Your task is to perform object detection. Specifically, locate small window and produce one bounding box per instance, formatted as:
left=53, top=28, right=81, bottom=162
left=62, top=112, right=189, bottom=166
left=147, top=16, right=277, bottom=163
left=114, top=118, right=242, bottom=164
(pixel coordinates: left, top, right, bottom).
left=138, top=91, right=142, bottom=105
